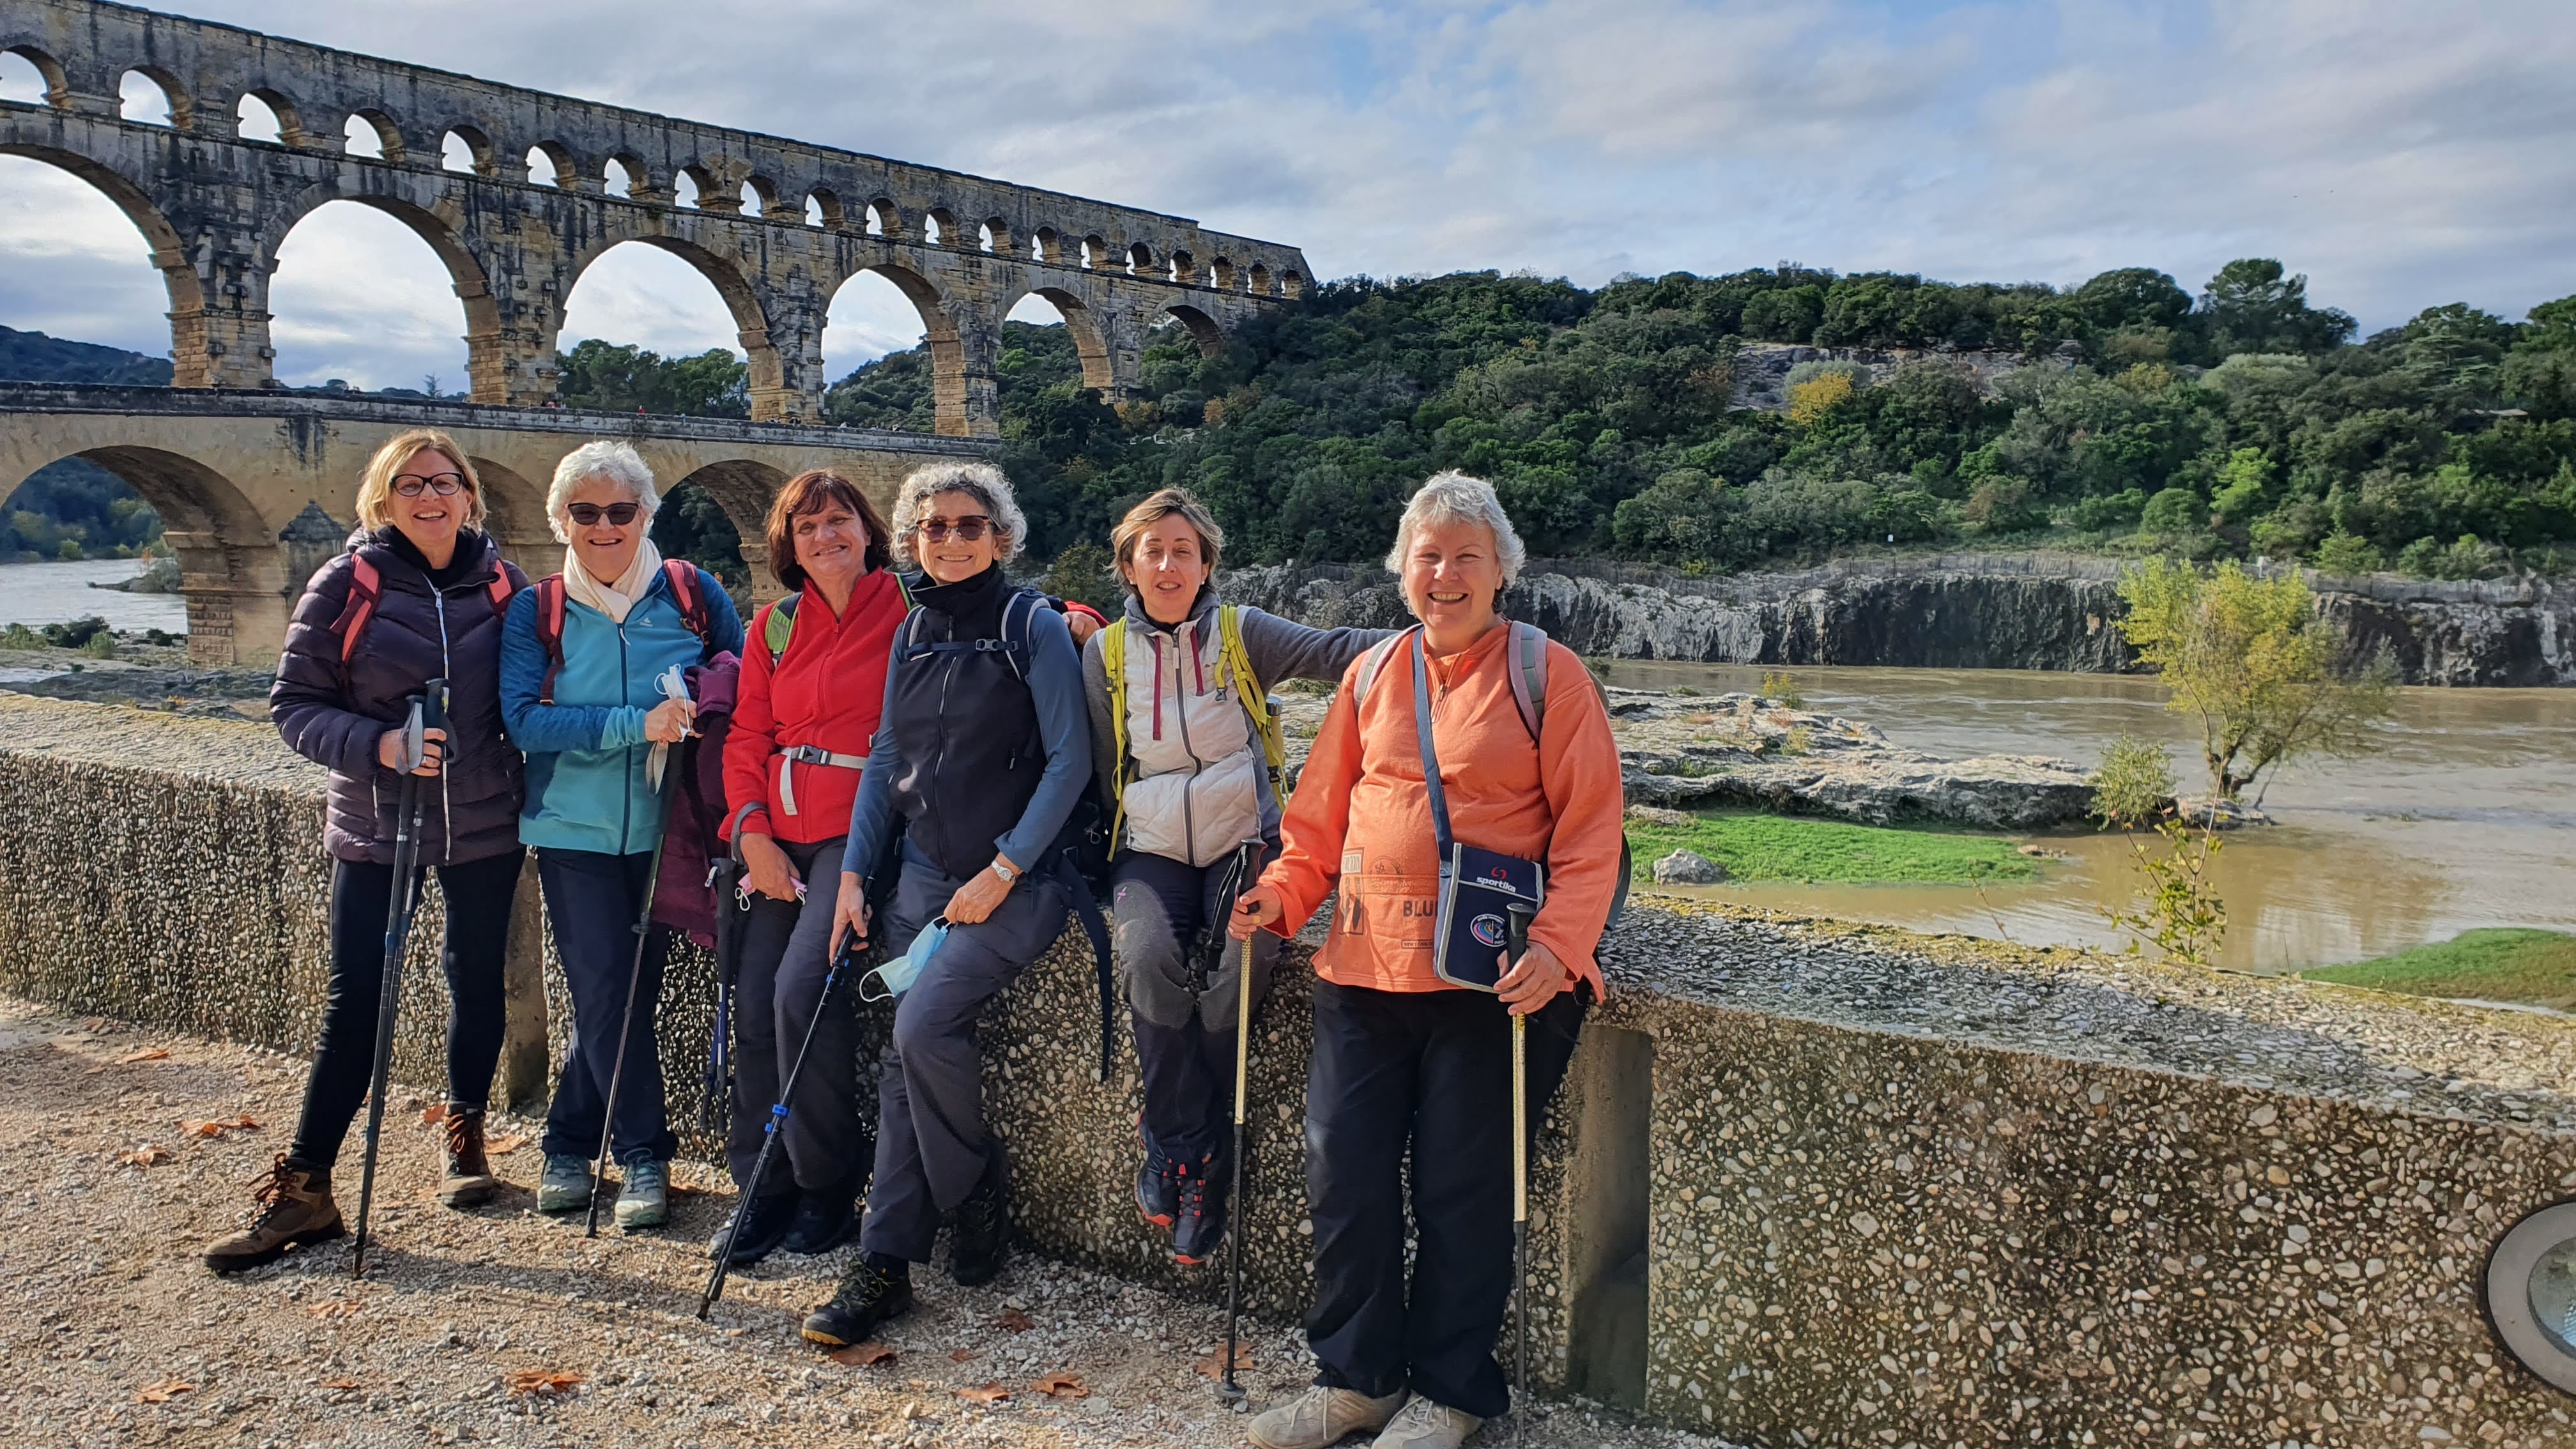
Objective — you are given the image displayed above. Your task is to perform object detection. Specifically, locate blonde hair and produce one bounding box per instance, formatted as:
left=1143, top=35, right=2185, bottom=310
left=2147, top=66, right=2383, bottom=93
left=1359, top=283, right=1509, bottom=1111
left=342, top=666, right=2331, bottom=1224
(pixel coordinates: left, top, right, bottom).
left=354, top=429, right=486, bottom=532
left=891, top=462, right=1027, bottom=566
left=1109, top=486, right=1224, bottom=592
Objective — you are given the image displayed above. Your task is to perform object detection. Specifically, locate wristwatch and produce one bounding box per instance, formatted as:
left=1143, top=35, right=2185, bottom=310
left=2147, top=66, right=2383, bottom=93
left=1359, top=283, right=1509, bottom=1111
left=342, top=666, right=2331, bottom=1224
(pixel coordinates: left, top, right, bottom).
left=989, top=857, right=1020, bottom=885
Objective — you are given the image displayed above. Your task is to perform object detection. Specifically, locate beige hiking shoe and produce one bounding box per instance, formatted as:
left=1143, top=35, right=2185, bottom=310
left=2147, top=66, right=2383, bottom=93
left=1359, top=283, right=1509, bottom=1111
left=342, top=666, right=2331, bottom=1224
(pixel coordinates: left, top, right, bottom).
left=1247, top=1386, right=1406, bottom=1449
left=1370, top=1394, right=1482, bottom=1449
left=439, top=1109, right=499, bottom=1209
left=203, top=1156, right=345, bottom=1274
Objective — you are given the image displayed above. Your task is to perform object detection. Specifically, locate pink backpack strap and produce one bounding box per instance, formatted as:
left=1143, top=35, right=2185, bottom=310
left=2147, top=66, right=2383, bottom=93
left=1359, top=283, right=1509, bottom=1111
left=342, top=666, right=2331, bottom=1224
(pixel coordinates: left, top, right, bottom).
left=662, top=558, right=711, bottom=640
left=330, top=554, right=382, bottom=664
left=533, top=575, right=568, bottom=705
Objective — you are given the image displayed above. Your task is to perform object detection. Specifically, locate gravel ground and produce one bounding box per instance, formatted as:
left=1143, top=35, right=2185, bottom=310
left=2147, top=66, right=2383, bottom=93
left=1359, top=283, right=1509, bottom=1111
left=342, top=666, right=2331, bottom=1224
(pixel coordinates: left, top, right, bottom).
left=0, top=997, right=1742, bottom=1449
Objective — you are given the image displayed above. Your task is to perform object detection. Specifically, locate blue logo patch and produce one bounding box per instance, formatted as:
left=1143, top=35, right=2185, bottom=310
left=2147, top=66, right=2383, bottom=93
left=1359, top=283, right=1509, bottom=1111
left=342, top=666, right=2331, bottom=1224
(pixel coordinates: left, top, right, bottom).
left=1469, top=914, right=1508, bottom=949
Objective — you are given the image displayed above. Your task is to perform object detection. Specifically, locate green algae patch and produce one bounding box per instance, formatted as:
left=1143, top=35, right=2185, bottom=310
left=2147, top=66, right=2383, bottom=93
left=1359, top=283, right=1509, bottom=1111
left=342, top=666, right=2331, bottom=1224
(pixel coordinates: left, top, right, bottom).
left=1625, top=809, right=2038, bottom=886
left=2302, top=928, right=2576, bottom=1011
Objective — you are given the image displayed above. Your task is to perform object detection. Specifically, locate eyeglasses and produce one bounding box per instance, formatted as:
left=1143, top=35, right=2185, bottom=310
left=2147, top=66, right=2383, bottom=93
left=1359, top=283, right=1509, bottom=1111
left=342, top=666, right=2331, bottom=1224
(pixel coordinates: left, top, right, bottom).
left=917, top=516, right=992, bottom=543
left=567, top=502, right=642, bottom=526
left=392, top=473, right=468, bottom=498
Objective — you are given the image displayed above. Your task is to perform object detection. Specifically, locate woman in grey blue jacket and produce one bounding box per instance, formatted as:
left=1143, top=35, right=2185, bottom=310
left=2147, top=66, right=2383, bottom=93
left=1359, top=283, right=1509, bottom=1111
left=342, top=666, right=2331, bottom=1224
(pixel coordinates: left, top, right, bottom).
left=801, top=462, right=1089, bottom=1349
left=500, top=440, right=742, bottom=1230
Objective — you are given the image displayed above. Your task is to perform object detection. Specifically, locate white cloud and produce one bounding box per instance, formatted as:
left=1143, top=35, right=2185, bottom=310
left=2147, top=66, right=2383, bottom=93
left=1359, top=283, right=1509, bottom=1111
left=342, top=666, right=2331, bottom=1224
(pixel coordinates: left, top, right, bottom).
left=3, top=0, right=2571, bottom=391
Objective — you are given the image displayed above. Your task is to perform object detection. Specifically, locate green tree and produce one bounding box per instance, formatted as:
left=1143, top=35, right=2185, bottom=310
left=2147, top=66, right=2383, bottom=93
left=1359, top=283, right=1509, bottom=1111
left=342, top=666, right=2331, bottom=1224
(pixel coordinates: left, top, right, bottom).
left=2114, top=558, right=2393, bottom=801
left=2202, top=259, right=2356, bottom=358
left=557, top=339, right=749, bottom=417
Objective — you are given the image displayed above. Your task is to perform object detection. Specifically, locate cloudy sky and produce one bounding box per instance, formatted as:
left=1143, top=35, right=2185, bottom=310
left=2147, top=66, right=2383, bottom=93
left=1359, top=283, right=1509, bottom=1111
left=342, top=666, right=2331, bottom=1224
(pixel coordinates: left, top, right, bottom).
left=3, top=0, right=2571, bottom=392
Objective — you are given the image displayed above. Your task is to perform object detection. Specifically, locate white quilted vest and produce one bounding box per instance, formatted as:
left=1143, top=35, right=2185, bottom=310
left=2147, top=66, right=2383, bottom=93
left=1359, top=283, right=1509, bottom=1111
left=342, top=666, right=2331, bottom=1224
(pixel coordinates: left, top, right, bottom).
left=1119, top=614, right=1262, bottom=868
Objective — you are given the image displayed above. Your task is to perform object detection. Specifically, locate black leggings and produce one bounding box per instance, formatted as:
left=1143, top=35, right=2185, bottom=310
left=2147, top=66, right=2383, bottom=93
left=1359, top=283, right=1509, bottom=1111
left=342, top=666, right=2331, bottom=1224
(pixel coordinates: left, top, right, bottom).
left=288, top=848, right=525, bottom=1168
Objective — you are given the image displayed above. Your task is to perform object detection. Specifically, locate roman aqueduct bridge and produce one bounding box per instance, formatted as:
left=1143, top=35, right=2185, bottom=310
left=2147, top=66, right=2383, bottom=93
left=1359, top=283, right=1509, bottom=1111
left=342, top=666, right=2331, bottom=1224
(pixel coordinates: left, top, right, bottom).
left=0, top=0, right=1309, bottom=661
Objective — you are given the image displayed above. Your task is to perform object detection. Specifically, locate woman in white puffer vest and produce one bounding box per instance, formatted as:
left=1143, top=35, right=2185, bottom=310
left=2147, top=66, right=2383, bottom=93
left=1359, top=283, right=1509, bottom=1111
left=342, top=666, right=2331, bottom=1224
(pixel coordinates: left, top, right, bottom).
left=1082, top=487, right=1395, bottom=1266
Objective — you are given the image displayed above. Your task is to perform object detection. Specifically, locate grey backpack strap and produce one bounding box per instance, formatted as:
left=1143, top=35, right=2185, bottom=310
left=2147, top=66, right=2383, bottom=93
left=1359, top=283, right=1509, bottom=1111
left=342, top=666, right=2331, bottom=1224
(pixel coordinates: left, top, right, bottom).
left=1505, top=621, right=1547, bottom=742
left=1351, top=631, right=1409, bottom=710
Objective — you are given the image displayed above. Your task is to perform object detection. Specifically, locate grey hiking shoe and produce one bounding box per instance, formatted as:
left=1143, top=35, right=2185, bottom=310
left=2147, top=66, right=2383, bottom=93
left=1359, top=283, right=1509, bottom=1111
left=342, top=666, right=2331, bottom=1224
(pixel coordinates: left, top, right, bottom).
left=1370, top=1395, right=1482, bottom=1449
left=615, top=1158, right=670, bottom=1230
left=1247, top=1386, right=1406, bottom=1449
left=536, top=1154, right=594, bottom=1213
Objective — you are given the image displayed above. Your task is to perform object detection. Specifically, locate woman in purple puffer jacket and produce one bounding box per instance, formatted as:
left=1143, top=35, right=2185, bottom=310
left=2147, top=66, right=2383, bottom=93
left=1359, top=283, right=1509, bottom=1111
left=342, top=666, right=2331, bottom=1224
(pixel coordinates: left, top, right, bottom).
left=204, top=427, right=532, bottom=1275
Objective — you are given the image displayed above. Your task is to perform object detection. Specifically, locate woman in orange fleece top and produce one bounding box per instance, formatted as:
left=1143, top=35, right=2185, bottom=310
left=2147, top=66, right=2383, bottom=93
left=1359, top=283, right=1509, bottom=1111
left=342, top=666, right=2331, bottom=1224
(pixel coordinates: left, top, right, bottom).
left=1231, top=471, right=1624, bottom=1449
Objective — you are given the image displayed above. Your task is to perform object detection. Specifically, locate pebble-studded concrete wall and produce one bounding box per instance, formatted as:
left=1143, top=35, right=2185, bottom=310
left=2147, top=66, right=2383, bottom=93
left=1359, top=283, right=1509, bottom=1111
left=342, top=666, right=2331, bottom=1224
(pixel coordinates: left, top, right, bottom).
left=6, top=694, right=2576, bottom=1446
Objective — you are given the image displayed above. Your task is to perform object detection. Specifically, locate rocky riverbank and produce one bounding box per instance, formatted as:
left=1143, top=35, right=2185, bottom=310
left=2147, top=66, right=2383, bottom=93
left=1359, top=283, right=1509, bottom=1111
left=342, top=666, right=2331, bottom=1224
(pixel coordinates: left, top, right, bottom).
left=1228, top=554, right=2576, bottom=686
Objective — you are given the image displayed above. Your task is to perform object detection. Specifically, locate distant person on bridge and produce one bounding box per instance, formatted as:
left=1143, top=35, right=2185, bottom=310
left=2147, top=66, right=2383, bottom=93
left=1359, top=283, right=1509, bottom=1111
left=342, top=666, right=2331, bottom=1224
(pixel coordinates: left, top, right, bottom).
left=705, top=469, right=909, bottom=1266
left=500, top=441, right=743, bottom=1231
left=206, top=429, right=533, bottom=1274
left=800, top=463, right=1094, bottom=1350
left=1080, top=486, right=1392, bottom=1266
left=1229, top=472, right=1624, bottom=1449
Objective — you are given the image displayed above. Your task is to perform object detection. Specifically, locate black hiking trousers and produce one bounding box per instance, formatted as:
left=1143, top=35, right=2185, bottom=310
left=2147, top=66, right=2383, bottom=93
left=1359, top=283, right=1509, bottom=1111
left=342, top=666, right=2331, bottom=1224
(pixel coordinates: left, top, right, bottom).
left=1302, top=977, right=1586, bottom=1420
left=288, top=848, right=526, bottom=1169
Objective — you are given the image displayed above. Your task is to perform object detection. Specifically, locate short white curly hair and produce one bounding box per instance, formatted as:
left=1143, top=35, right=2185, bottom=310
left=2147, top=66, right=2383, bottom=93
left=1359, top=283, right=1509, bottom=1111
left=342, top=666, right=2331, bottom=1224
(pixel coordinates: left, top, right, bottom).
left=1384, top=470, right=1527, bottom=588
left=892, top=461, right=1027, bottom=566
left=546, top=440, right=659, bottom=544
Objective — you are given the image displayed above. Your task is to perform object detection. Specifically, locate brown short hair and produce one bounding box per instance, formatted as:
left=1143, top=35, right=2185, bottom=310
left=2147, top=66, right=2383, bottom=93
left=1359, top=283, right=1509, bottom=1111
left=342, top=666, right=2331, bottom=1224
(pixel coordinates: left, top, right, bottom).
left=767, top=469, right=894, bottom=592
left=354, top=429, right=486, bottom=532
left=1109, top=486, right=1225, bottom=592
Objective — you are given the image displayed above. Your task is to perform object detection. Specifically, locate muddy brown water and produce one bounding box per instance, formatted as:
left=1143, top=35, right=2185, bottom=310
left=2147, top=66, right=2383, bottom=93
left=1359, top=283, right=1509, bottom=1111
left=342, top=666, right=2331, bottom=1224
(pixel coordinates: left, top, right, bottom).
left=1599, top=662, right=2576, bottom=976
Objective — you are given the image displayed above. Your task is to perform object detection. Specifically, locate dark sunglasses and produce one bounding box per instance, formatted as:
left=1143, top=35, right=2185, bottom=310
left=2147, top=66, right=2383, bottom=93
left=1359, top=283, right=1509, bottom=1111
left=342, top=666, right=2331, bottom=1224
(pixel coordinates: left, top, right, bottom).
left=917, top=515, right=992, bottom=543
left=392, top=473, right=468, bottom=498
left=567, top=502, right=642, bottom=526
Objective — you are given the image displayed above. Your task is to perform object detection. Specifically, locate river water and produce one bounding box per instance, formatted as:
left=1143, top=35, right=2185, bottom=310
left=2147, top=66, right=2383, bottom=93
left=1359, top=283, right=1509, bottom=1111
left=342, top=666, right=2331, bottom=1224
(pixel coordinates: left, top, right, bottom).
left=1599, top=661, right=2576, bottom=976
left=0, top=558, right=188, bottom=633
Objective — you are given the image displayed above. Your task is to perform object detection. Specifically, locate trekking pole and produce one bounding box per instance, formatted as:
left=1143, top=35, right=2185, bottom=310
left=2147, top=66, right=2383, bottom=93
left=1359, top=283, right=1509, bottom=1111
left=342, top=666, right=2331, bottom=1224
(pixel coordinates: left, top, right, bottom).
left=351, top=681, right=446, bottom=1278
left=1220, top=836, right=1266, bottom=1410
left=700, top=932, right=862, bottom=1317
left=585, top=769, right=678, bottom=1238
left=1505, top=901, right=1537, bottom=1449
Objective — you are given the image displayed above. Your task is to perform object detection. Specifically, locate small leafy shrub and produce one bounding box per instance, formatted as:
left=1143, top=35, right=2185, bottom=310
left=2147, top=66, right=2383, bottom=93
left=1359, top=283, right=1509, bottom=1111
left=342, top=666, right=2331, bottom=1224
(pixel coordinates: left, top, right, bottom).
left=0, top=622, right=41, bottom=650
left=40, top=615, right=110, bottom=649
left=2308, top=530, right=2382, bottom=576
left=80, top=630, right=118, bottom=659
left=1757, top=670, right=1804, bottom=708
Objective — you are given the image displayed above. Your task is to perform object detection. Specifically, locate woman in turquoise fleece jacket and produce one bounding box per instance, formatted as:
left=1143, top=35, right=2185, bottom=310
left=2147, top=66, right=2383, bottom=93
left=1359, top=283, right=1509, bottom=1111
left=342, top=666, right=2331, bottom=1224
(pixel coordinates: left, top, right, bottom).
left=500, top=441, right=742, bottom=1230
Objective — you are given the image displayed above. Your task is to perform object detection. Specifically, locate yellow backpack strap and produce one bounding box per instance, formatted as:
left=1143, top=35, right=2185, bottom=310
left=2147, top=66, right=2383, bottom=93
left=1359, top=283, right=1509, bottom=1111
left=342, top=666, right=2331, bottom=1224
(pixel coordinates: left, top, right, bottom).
left=1100, top=619, right=1131, bottom=847
left=1218, top=605, right=1286, bottom=776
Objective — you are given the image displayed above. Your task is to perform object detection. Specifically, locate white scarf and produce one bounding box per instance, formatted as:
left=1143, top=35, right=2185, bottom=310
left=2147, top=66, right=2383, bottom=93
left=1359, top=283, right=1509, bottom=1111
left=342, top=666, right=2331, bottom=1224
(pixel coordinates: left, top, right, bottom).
left=560, top=537, right=664, bottom=624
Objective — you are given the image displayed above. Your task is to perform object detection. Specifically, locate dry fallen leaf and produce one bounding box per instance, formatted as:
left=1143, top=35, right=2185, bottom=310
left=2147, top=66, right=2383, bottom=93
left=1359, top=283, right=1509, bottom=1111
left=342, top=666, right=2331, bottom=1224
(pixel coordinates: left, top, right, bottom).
left=995, top=1307, right=1034, bottom=1333
left=957, top=1382, right=1011, bottom=1404
left=134, top=1379, right=195, bottom=1404
left=79, top=1016, right=108, bottom=1032
left=485, top=1131, right=528, bottom=1155
left=181, top=1115, right=262, bottom=1139
left=1195, top=1344, right=1254, bottom=1379
left=502, top=1369, right=583, bottom=1397
left=307, top=1300, right=364, bottom=1320
left=1032, top=1372, right=1088, bottom=1399
left=827, top=1342, right=896, bottom=1367
left=119, top=1046, right=171, bottom=1064
left=118, top=1146, right=177, bottom=1167
left=419, top=1103, right=448, bottom=1125
left=319, top=1378, right=361, bottom=1392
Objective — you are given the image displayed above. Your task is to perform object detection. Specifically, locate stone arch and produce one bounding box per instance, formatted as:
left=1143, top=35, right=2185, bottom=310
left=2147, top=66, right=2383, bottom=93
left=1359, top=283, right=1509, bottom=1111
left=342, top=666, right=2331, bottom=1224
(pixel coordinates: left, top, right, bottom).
left=1167, top=250, right=1196, bottom=286
left=267, top=187, right=505, bottom=392
left=1159, top=303, right=1225, bottom=360
left=602, top=151, right=649, bottom=199
left=1003, top=286, right=1116, bottom=392
left=117, top=66, right=188, bottom=130
left=342, top=107, right=404, bottom=163
left=0, top=142, right=213, bottom=386
left=865, top=197, right=896, bottom=237
left=1210, top=256, right=1236, bottom=291
left=1, top=43, right=70, bottom=108
left=923, top=207, right=954, bottom=246
left=1033, top=227, right=1061, bottom=265
left=1081, top=234, right=1107, bottom=270
left=236, top=88, right=307, bottom=148
left=743, top=173, right=784, bottom=218
left=1280, top=270, right=1305, bottom=300
left=825, top=261, right=972, bottom=436
left=1247, top=262, right=1270, bottom=296
left=526, top=140, right=578, bottom=188
left=675, top=164, right=718, bottom=210
left=1, top=443, right=277, bottom=663
left=464, top=455, right=554, bottom=572
left=979, top=217, right=1009, bottom=254
left=561, top=232, right=785, bottom=414
left=661, top=456, right=784, bottom=595
left=1126, top=241, right=1154, bottom=276
left=807, top=187, right=844, bottom=229
left=440, top=123, right=498, bottom=178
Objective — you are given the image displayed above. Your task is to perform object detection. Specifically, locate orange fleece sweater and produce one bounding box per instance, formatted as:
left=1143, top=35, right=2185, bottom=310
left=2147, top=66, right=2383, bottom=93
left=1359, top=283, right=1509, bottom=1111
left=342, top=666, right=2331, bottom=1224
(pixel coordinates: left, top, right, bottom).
left=1261, top=623, right=1625, bottom=996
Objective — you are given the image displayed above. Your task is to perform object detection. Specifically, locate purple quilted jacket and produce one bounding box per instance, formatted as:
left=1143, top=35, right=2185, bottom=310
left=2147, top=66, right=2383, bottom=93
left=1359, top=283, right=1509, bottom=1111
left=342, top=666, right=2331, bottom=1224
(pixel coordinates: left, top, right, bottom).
left=270, top=529, right=531, bottom=866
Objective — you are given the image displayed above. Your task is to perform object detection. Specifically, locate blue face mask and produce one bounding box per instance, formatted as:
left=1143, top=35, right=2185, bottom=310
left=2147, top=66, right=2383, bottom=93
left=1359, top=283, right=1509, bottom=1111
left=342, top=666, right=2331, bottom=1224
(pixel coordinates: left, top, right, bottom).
left=860, top=918, right=948, bottom=1002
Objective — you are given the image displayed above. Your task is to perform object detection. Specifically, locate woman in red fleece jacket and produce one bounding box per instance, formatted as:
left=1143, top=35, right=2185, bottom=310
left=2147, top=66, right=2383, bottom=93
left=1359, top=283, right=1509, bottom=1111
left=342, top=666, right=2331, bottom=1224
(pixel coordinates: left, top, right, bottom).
left=712, top=468, right=910, bottom=1264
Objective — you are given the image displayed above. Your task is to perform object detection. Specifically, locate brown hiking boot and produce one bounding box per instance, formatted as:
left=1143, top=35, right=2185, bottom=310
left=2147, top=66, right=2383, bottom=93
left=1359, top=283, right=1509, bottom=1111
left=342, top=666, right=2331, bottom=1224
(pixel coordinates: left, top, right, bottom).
left=440, top=1108, right=499, bottom=1209
left=204, top=1156, right=345, bottom=1274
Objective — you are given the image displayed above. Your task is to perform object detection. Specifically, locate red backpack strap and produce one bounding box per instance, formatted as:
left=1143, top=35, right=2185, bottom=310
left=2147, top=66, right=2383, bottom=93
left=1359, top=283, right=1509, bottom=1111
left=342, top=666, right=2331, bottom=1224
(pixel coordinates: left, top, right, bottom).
left=328, top=554, right=382, bottom=665
left=533, top=575, right=567, bottom=706
left=662, top=558, right=712, bottom=641
left=484, top=570, right=516, bottom=618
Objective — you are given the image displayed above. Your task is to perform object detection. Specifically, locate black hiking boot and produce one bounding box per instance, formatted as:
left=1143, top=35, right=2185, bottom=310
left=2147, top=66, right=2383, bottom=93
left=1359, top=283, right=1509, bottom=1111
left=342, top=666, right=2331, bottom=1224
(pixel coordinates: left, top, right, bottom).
left=1170, top=1144, right=1229, bottom=1266
left=707, top=1190, right=799, bottom=1265
left=779, top=1188, right=857, bottom=1256
left=204, top=1156, right=346, bottom=1274
left=947, top=1151, right=1009, bottom=1286
left=440, top=1108, right=499, bottom=1209
left=1135, top=1118, right=1177, bottom=1229
left=801, top=1254, right=914, bottom=1347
